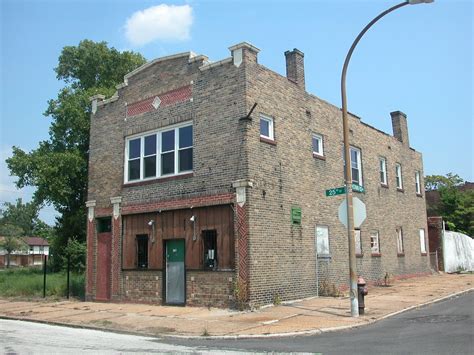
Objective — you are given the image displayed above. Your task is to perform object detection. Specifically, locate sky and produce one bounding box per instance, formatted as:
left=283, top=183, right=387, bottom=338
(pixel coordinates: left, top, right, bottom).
left=0, top=0, right=472, bottom=225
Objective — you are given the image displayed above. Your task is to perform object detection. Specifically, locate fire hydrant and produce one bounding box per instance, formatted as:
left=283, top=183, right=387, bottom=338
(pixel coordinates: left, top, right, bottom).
left=357, top=276, right=368, bottom=315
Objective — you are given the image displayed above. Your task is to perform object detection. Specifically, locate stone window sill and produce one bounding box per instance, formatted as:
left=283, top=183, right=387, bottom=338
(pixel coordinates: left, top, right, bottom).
left=380, top=184, right=389, bottom=189
left=397, top=188, right=404, bottom=193
left=397, top=253, right=405, bottom=257
left=421, top=252, right=428, bottom=256
left=416, top=193, right=423, bottom=198
left=356, top=254, right=364, bottom=258
left=260, top=137, right=277, bottom=145
left=371, top=253, right=382, bottom=257
left=313, top=153, right=326, bottom=161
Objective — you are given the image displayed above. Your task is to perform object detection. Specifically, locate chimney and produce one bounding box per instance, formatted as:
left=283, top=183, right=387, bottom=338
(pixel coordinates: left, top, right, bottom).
left=285, top=49, right=305, bottom=90
left=390, top=111, right=410, bottom=147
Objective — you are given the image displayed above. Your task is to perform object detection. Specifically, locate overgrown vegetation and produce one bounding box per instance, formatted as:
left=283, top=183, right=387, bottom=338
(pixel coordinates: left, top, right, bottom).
left=425, top=173, right=473, bottom=236
left=0, top=268, right=84, bottom=299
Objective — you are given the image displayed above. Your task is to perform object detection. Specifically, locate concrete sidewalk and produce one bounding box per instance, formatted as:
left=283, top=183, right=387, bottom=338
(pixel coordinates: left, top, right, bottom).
left=0, top=273, right=472, bottom=338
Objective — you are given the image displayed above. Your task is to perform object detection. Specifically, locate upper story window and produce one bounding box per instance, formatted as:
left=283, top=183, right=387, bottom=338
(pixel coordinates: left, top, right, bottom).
left=379, top=157, right=387, bottom=186
left=415, top=171, right=421, bottom=195
left=312, top=133, right=324, bottom=157
left=350, top=147, right=363, bottom=186
left=260, top=114, right=274, bottom=141
left=395, top=163, right=403, bottom=190
left=125, top=123, right=193, bottom=183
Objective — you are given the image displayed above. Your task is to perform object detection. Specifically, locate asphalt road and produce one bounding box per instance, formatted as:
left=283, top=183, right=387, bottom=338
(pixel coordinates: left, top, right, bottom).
left=1, top=291, right=472, bottom=354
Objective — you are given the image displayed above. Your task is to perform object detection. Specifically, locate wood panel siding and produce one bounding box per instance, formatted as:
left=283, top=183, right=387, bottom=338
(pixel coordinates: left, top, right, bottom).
left=122, top=205, right=234, bottom=270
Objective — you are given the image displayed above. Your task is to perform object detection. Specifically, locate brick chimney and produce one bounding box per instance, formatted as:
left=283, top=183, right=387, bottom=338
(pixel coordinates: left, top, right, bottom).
left=390, top=111, right=410, bottom=147
left=285, top=49, right=305, bottom=90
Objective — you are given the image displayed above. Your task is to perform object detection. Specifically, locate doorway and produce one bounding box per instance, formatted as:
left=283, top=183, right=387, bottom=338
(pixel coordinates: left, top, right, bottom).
left=165, top=239, right=185, bottom=305
left=96, top=218, right=112, bottom=301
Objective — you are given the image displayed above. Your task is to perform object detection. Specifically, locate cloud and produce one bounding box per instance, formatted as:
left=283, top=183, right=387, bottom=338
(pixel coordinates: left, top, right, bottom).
left=125, top=4, right=193, bottom=46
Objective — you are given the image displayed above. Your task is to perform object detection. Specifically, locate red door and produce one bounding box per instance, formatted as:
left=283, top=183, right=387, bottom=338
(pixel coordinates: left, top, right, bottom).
left=96, top=232, right=112, bottom=300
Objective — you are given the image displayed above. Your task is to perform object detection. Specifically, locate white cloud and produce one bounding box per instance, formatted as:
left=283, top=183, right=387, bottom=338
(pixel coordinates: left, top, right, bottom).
left=125, top=4, right=193, bottom=46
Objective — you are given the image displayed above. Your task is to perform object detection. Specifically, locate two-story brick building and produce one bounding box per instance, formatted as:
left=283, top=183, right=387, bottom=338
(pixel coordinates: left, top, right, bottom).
left=86, top=42, right=430, bottom=308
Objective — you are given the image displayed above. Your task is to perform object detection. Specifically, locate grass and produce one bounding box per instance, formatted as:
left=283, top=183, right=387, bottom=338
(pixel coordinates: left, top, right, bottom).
left=0, top=267, right=85, bottom=300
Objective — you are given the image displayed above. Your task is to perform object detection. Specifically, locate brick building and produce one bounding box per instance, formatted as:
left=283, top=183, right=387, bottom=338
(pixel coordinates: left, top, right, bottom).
left=86, top=42, right=430, bottom=308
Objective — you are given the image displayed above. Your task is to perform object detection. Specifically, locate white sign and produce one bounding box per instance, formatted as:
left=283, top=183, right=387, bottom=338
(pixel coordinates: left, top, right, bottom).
left=338, top=197, right=367, bottom=228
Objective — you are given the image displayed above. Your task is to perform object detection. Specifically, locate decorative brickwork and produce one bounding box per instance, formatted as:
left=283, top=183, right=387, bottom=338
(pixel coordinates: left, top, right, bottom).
left=126, top=85, right=192, bottom=117
left=236, top=204, right=249, bottom=301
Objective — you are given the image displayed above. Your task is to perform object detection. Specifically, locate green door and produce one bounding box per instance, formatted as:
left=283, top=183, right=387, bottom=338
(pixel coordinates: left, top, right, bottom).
left=165, top=239, right=185, bottom=304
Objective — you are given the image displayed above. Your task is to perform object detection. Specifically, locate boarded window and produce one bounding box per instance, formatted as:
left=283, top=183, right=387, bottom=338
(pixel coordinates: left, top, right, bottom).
left=316, top=225, right=330, bottom=256
left=97, top=218, right=111, bottom=233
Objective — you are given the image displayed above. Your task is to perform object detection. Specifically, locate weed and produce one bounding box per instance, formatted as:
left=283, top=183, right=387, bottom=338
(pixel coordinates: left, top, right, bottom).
left=201, top=328, right=210, bottom=337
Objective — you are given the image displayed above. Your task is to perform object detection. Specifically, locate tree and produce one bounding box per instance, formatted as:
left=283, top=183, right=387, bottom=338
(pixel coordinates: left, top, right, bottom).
left=0, top=199, right=47, bottom=237
left=6, top=40, right=146, bottom=266
left=425, top=173, right=474, bottom=236
left=0, top=224, right=25, bottom=268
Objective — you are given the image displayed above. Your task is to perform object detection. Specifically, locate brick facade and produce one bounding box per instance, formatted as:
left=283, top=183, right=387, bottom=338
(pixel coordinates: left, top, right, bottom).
left=86, top=42, right=430, bottom=308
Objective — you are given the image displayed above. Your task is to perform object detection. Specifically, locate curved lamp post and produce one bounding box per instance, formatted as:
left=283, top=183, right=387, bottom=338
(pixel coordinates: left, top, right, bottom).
left=341, top=0, right=434, bottom=317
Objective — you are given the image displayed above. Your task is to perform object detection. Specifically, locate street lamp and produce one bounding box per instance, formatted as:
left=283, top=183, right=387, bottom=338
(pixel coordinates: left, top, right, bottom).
left=341, top=0, right=434, bottom=318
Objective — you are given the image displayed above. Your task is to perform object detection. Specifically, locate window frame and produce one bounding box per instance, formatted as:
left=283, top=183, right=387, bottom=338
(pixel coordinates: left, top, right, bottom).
left=379, top=157, right=388, bottom=186
left=396, top=227, right=404, bottom=255
left=350, top=146, right=363, bottom=186
left=419, top=228, right=427, bottom=254
left=136, top=234, right=149, bottom=269
left=312, top=133, right=324, bottom=158
left=259, top=114, right=274, bottom=141
left=124, top=122, right=193, bottom=183
left=395, top=163, right=403, bottom=190
left=415, top=171, right=421, bottom=195
left=355, top=229, right=362, bottom=256
left=315, top=225, right=330, bottom=257
left=370, top=230, right=380, bottom=254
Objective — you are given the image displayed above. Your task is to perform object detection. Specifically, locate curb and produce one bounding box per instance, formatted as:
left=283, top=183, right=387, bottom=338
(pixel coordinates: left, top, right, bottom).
left=1, top=288, right=472, bottom=340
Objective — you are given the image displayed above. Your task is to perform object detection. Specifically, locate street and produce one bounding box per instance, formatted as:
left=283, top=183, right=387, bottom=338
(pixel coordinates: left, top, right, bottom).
left=1, top=291, right=472, bottom=354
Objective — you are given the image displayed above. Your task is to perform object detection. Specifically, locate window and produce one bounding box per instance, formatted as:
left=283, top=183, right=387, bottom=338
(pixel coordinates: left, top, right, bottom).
left=97, top=218, right=112, bottom=233
left=419, top=229, right=427, bottom=254
left=350, top=147, right=363, bottom=186
left=395, top=163, right=403, bottom=190
left=312, top=134, right=324, bottom=157
left=396, top=227, right=404, bottom=254
left=202, top=230, right=217, bottom=270
left=316, top=225, right=330, bottom=256
left=355, top=229, right=362, bottom=255
left=125, top=123, right=193, bottom=182
left=370, top=231, right=380, bottom=254
left=136, top=235, right=148, bottom=269
left=260, top=115, right=274, bottom=140
left=379, top=157, right=387, bottom=185
left=415, top=171, right=421, bottom=195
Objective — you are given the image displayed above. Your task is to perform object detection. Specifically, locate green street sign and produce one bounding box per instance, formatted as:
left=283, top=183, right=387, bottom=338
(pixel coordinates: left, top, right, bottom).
left=326, top=184, right=365, bottom=197
left=326, top=187, right=346, bottom=197
left=352, top=183, right=365, bottom=193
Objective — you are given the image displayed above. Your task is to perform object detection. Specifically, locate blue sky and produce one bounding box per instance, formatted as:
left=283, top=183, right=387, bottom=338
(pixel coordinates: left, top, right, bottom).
left=1, top=0, right=472, bottom=224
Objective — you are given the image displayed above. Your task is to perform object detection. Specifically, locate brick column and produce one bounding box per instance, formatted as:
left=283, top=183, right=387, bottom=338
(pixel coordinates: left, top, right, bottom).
left=232, top=180, right=253, bottom=304
left=110, top=196, right=122, bottom=299
left=85, top=200, right=96, bottom=300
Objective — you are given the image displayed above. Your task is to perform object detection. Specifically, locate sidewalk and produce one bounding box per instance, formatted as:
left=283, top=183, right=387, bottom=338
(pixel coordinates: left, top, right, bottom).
left=0, top=273, right=472, bottom=338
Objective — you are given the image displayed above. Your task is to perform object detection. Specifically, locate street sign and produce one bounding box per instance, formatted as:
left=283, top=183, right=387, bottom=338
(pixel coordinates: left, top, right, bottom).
left=326, top=186, right=346, bottom=197
left=351, top=183, right=365, bottom=193
left=338, top=197, right=367, bottom=228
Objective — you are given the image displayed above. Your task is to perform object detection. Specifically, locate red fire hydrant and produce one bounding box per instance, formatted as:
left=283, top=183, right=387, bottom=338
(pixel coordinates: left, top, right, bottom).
left=357, top=276, right=368, bottom=315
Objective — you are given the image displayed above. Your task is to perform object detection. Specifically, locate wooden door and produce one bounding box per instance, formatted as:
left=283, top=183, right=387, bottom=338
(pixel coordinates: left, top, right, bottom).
left=96, top=232, right=112, bottom=300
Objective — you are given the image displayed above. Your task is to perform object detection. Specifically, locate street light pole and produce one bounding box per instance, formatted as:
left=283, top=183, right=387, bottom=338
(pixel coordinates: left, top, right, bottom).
left=341, top=0, right=434, bottom=317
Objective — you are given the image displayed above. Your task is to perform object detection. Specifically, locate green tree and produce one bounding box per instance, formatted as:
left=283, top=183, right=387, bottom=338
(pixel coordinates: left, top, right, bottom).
left=425, top=173, right=474, bottom=236
left=6, top=40, right=146, bottom=266
left=0, top=224, right=26, bottom=268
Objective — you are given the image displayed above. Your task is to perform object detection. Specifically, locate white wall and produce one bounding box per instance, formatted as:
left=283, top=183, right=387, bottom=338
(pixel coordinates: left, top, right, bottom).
left=443, top=231, right=474, bottom=272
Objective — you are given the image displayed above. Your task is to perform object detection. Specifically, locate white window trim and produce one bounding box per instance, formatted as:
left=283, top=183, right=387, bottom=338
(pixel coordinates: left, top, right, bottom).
left=370, top=231, right=380, bottom=254
left=419, top=229, right=427, bottom=254
left=315, top=225, right=330, bottom=257
left=312, top=133, right=324, bottom=157
left=395, top=163, right=403, bottom=190
left=355, top=229, right=362, bottom=255
left=415, top=171, right=421, bottom=194
left=124, top=121, right=193, bottom=183
left=380, top=157, right=388, bottom=185
left=260, top=114, right=274, bottom=141
left=350, top=146, right=363, bottom=186
left=396, top=227, right=404, bottom=254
